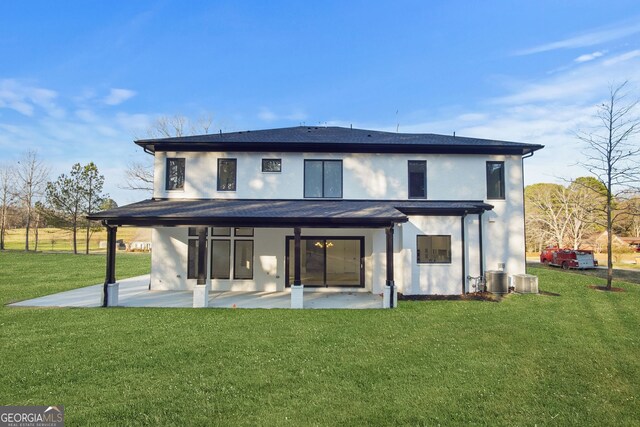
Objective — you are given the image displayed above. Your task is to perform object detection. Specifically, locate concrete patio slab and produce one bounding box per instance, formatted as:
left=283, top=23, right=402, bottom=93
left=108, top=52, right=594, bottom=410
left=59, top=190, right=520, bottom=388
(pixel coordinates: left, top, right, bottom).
left=9, top=275, right=384, bottom=309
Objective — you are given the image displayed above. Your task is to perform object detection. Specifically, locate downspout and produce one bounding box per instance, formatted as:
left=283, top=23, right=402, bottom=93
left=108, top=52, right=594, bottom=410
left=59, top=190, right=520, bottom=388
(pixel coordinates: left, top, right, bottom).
left=461, top=212, right=467, bottom=294
left=521, top=151, right=535, bottom=271
left=478, top=211, right=484, bottom=278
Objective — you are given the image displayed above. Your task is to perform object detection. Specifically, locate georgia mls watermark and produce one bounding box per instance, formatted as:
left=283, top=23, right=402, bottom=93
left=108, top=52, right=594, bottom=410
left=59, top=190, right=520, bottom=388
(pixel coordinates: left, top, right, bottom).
left=0, top=406, right=64, bottom=427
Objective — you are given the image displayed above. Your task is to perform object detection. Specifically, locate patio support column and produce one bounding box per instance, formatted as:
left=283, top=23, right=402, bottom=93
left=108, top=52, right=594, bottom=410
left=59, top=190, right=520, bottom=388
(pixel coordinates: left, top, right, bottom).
left=196, top=226, right=207, bottom=285
left=293, top=227, right=301, bottom=286
left=290, top=227, right=304, bottom=308
left=385, top=225, right=395, bottom=308
left=102, top=224, right=117, bottom=307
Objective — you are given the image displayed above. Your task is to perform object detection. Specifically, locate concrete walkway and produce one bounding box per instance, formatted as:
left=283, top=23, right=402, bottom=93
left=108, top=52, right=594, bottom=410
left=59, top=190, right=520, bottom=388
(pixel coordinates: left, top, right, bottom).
left=9, top=275, right=384, bottom=309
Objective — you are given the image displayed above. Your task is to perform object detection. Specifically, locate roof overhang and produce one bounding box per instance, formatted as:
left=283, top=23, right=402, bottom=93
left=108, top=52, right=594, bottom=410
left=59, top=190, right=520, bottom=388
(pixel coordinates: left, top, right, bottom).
left=136, top=141, right=543, bottom=156
left=88, top=199, right=494, bottom=228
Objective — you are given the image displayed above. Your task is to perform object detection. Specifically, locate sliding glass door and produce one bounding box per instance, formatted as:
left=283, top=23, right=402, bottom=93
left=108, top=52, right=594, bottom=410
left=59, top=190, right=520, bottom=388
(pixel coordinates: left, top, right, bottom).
left=286, top=237, right=364, bottom=287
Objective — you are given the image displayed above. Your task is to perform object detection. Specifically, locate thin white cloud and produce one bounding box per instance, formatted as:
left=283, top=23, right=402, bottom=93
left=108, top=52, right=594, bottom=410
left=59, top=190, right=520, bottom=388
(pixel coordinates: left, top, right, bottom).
left=602, top=49, right=640, bottom=66
left=103, top=88, right=136, bottom=105
left=516, top=20, right=640, bottom=56
left=258, top=107, right=307, bottom=122
left=0, top=79, right=61, bottom=117
left=574, top=51, right=605, bottom=63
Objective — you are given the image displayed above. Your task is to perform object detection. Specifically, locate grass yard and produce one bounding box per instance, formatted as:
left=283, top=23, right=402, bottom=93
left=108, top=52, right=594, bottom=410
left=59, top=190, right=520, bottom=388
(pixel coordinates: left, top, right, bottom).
left=1, top=251, right=639, bottom=426
left=3, top=227, right=151, bottom=252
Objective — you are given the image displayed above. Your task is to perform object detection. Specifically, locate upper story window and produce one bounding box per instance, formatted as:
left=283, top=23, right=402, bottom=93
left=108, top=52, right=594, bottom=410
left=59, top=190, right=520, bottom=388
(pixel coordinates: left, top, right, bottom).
left=166, top=158, right=185, bottom=191
left=486, top=161, right=505, bottom=200
left=218, top=159, right=237, bottom=191
left=262, top=158, right=281, bottom=173
left=408, top=160, right=427, bottom=198
left=304, top=160, right=342, bottom=198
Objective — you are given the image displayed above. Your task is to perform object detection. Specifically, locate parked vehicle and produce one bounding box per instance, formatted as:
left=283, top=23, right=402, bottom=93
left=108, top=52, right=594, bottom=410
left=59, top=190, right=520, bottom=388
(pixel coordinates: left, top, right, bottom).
left=540, top=247, right=598, bottom=269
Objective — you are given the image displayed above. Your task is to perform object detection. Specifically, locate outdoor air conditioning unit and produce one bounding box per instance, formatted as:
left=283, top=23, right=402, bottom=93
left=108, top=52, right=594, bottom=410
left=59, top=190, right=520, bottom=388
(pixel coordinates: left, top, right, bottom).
left=485, top=270, right=508, bottom=294
left=512, top=274, right=539, bottom=294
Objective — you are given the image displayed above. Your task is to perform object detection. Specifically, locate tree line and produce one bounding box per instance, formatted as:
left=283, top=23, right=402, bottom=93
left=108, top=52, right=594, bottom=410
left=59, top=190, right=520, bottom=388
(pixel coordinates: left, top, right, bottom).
left=0, top=150, right=113, bottom=254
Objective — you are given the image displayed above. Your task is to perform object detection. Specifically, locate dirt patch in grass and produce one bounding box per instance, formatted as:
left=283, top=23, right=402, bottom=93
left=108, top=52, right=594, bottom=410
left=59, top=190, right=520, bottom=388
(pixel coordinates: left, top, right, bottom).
left=539, top=290, right=561, bottom=296
left=398, top=292, right=503, bottom=302
left=588, top=285, right=626, bottom=292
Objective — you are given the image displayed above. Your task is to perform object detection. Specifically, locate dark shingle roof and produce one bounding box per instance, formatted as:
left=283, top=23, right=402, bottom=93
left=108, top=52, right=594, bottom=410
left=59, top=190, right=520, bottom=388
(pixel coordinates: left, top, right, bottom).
left=88, top=198, right=493, bottom=227
left=135, top=126, right=543, bottom=155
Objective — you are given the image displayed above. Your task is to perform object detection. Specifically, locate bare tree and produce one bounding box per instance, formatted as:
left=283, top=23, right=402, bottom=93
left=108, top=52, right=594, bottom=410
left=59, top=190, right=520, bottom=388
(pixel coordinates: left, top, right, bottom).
left=525, top=183, right=571, bottom=248
left=122, top=114, right=214, bottom=194
left=15, top=150, right=49, bottom=251
left=123, top=159, right=154, bottom=192
left=577, top=81, right=640, bottom=290
left=0, top=165, right=16, bottom=250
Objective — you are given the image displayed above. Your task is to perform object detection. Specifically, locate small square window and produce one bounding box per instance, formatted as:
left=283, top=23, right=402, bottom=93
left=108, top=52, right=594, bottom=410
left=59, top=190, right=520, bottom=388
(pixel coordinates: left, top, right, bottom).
left=262, top=158, right=281, bottom=173
left=234, top=227, right=254, bottom=237
left=417, top=235, right=451, bottom=264
left=212, top=227, right=231, bottom=236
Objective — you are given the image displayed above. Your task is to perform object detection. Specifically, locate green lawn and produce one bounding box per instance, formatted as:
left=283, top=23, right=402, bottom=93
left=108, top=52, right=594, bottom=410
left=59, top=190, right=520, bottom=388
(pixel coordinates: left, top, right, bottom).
left=1, top=251, right=639, bottom=426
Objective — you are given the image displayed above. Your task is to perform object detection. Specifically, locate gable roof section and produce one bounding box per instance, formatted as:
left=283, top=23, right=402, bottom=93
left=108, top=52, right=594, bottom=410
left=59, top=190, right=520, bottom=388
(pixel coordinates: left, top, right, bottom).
left=135, top=126, right=543, bottom=155
left=88, top=199, right=493, bottom=228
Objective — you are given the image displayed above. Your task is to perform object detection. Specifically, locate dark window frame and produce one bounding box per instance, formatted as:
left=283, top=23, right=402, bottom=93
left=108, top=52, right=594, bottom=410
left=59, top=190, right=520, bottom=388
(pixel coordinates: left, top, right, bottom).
left=187, top=238, right=207, bottom=279
left=261, top=158, right=282, bottom=173
left=416, top=235, right=452, bottom=264
left=211, top=227, right=231, bottom=237
left=303, top=159, right=343, bottom=199
left=284, top=236, right=365, bottom=288
left=210, top=239, right=231, bottom=279
left=234, top=227, right=254, bottom=237
left=408, top=160, right=427, bottom=199
left=217, top=158, right=237, bottom=192
left=233, top=239, right=254, bottom=280
left=188, top=227, right=208, bottom=237
left=165, top=158, right=185, bottom=191
left=486, top=161, right=505, bottom=200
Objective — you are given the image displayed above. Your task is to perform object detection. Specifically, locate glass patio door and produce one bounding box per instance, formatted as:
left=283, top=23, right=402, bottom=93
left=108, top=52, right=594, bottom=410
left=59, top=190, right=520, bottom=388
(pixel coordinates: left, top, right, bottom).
left=287, top=237, right=363, bottom=287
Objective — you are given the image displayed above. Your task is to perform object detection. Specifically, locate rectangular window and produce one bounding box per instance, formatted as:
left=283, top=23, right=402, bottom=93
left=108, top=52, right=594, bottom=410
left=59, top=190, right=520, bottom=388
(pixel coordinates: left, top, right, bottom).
left=262, top=158, right=281, bottom=173
left=211, top=240, right=231, bottom=279
left=417, top=235, right=451, bottom=264
left=408, top=160, right=427, bottom=198
left=166, top=158, right=185, bottom=190
left=217, top=159, right=237, bottom=191
left=187, top=239, right=207, bottom=279
left=211, top=227, right=231, bottom=236
left=304, top=160, right=342, bottom=198
left=234, top=227, right=254, bottom=237
left=486, top=161, right=505, bottom=200
left=234, top=240, right=254, bottom=279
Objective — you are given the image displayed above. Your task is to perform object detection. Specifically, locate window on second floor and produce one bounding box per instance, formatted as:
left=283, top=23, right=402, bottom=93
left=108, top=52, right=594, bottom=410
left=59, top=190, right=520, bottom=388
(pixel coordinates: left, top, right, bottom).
left=166, top=158, right=185, bottom=191
left=218, top=158, right=237, bottom=191
left=408, top=160, right=427, bottom=198
left=486, top=161, right=505, bottom=200
left=262, top=158, right=281, bottom=173
left=304, top=160, right=342, bottom=198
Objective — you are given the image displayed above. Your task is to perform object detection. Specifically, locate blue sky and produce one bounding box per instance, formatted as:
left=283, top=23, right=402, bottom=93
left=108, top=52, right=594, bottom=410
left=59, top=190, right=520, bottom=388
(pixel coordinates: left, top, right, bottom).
left=1, top=0, right=640, bottom=204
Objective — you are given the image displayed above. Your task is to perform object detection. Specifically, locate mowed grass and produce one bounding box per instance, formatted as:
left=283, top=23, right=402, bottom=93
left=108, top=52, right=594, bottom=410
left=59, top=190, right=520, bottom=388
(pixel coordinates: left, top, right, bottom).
left=1, top=252, right=639, bottom=426
left=3, top=227, right=151, bottom=252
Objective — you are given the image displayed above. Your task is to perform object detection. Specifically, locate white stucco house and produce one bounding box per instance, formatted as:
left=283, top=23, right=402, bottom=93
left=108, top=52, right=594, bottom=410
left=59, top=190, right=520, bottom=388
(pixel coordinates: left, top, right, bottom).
left=89, top=126, right=543, bottom=308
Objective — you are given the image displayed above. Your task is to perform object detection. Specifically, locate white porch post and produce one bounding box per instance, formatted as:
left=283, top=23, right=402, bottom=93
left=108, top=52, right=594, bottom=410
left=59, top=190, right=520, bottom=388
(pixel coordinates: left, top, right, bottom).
left=193, top=226, right=209, bottom=308
left=383, top=225, right=396, bottom=309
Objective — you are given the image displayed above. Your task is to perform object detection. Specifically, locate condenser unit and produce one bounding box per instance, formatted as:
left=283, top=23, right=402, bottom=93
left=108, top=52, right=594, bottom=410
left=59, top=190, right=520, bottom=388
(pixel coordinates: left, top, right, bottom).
left=485, top=270, right=508, bottom=294
left=512, top=274, right=538, bottom=294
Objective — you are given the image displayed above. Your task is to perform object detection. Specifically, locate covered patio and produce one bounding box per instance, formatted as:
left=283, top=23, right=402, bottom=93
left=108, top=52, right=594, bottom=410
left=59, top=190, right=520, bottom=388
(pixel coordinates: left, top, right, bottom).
left=10, top=275, right=384, bottom=309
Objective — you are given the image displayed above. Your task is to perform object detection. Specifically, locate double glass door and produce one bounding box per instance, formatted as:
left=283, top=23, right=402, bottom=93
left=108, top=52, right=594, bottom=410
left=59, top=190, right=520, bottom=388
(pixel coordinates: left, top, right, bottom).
left=287, top=237, right=363, bottom=287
